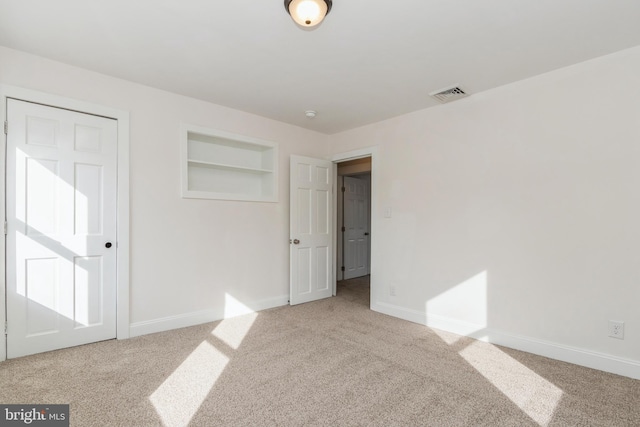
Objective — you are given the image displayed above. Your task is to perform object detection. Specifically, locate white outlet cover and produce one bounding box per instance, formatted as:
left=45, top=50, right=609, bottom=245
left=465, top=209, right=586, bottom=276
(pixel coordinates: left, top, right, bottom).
left=608, top=320, right=624, bottom=339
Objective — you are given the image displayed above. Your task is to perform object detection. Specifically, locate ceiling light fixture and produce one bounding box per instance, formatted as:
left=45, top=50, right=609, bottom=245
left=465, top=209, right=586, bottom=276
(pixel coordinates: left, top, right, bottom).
left=284, top=0, right=332, bottom=28
left=305, top=110, right=317, bottom=118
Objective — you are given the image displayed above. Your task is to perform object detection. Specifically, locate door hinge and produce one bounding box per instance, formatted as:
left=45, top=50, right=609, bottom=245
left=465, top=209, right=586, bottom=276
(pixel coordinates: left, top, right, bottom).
left=4, top=321, right=7, bottom=335
left=341, top=226, right=345, bottom=232
left=3, top=221, right=6, bottom=235
left=3, top=121, right=7, bottom=135
left=341, top=266, right=345, bottom=272
left=341, top=186, right=345, bottom=193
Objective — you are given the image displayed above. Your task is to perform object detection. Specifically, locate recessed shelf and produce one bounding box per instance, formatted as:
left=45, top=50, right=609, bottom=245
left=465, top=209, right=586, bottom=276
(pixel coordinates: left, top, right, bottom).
left=181, top=124, right=278, bottom=202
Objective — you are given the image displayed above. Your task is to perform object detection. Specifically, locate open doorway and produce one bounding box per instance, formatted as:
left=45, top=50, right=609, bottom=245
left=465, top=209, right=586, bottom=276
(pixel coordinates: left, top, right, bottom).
left=336, top=157, right=371, bottom=307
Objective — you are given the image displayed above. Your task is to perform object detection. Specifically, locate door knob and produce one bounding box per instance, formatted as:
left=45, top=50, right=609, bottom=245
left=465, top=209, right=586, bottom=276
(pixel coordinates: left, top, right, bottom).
left=105, top=242, right=112, bottom=248
left=292, top=239, right=300, bottom=245
left=364, top=232, right=370, bottom=236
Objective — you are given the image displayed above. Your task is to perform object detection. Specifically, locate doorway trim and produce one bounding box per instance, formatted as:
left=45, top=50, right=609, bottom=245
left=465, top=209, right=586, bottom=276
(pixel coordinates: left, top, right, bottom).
left=331, top=146, right=378, bottom=305
left=0, top=84, right=130, bottom=361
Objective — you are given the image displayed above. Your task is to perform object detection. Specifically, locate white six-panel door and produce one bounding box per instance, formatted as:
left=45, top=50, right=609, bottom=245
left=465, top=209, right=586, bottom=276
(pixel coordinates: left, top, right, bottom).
left=290, top=155, right=333, bottom=305
left=343, top=176, right=369, bottom=280
left=6, top=99, right=117, bottom=358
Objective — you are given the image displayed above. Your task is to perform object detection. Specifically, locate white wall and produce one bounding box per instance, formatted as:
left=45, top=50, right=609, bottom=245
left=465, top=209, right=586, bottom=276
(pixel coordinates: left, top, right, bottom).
left=0, top=46, right=329, bottom=335
left=329, top=46, right=640, bottom=378
left=3, top=43, right=639, bottom=377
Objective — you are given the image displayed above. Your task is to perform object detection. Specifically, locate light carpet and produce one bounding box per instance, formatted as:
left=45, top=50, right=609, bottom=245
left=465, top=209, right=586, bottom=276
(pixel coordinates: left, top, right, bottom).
left=1, top=276, right=639, bottom=426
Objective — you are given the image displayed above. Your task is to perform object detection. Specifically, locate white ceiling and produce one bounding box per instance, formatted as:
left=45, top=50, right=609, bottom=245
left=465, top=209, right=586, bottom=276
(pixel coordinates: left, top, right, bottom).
left=1, top=1, right=640, bottom=134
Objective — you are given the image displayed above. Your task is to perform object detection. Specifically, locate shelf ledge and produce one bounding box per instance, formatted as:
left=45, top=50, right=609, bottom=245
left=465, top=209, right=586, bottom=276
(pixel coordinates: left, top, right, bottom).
left=187, top=159, right=273, bottom=174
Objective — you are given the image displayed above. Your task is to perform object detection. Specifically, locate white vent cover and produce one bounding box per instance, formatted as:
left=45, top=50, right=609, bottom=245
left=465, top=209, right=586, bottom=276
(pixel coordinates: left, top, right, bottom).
left=430, top=86, right=468, bottom=103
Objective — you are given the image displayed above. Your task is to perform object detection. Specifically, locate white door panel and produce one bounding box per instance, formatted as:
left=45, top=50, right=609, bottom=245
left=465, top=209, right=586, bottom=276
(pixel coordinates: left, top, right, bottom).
left=290, top=155, right=333, bottom=305
left=343, top=176, right=369, bottom=279
left=6, top=99, right=117, bottom=358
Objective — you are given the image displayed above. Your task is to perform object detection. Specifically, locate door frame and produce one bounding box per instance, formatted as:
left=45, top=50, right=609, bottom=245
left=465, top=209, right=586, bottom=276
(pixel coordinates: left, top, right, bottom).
left=0, top=84, right=131, bottom=361
left=331, top=147, right=377, bottom=304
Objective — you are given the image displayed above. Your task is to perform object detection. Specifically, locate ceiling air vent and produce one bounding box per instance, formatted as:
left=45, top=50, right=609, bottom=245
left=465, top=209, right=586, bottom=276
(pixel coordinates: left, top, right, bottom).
left=429, top=86, right=468, bottom=104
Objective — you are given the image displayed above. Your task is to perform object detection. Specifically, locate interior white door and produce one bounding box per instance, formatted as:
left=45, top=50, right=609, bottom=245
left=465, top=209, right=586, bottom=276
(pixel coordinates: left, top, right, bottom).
left=343, top=176, right=369, bottom=280
left=6, top=99, right=118, bottom=358
left=290, top=155, right=333, bottom=305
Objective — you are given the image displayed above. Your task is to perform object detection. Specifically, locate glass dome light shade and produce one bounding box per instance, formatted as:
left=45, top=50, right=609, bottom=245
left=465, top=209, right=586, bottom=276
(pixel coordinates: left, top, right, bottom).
left=287, top=0, right=330, bottom=27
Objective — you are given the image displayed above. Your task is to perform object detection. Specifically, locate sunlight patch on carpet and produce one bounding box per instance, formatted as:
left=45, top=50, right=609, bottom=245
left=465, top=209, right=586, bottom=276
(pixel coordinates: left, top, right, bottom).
left=150, top=341, right=229, bottom=426
left=212, top=312, right=258, bottom=349
left=459, top=341, right=563, bottom=426
left=431, top=328, right=463, bottom=345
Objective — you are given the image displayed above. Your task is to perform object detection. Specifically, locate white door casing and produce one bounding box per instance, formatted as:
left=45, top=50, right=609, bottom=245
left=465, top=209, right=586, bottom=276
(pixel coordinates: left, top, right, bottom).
left=343, top=176, right=369, bottom=280
left=290, top=155, right=334, bottom=305
left=6, top=99, right=118, bottom=358
left=331, top=147, right=377, bottom=303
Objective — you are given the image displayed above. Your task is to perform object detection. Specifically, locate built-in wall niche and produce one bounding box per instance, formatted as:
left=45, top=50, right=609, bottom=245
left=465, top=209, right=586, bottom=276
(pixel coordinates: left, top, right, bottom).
left=181, top=124, right=278, bottom=202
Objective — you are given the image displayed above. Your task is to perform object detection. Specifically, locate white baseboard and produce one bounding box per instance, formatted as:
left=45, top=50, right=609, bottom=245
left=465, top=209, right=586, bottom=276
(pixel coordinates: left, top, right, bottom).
left=247, top=295, right=290, bottom=312
left=482, top=330, right=640, bottom=380
left=129, top=295, right=288, bottom=338
left=373, top=301, right=427, bottom=325
left=372, top=301, right=640, bottom=380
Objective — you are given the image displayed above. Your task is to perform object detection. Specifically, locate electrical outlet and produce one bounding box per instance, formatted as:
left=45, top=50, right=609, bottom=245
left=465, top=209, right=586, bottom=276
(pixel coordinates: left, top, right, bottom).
left=389, top=285, right=396, bottom=297
left=608, top=320, right=624, bottom=339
